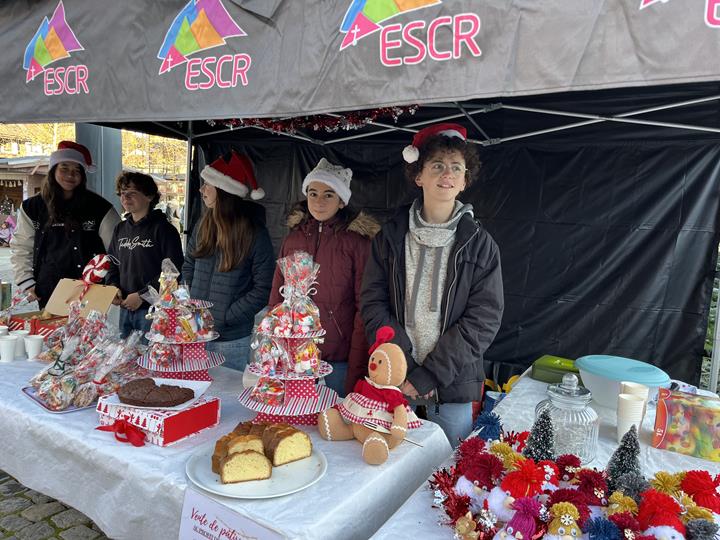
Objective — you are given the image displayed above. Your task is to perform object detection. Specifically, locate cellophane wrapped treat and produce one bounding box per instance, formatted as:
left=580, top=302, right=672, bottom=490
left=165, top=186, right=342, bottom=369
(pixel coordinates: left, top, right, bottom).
left=258, top=251, right=322, bottom=337
left=290, top=339, right=320, bottom=375
left=250, top=375, right=285, bottom=407
left=157, top=258, right=180, bottom=308
left=0, top=289, right=32, bottom=325
left=251, top=334, right=288, bottom=376
left=28, top=331, right=146, bottom=410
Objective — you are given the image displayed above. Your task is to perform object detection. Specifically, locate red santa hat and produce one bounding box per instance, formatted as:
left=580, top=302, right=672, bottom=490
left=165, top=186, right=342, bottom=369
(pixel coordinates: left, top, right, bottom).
left=500, top=459, right=546, bottom=498
left=637, top=489, right=686, bottom=538
left=49, top=140, right=96, bottom=173
left=402, top=122, right=467, bottom=163
left=200, top=151, right=265, bottom=200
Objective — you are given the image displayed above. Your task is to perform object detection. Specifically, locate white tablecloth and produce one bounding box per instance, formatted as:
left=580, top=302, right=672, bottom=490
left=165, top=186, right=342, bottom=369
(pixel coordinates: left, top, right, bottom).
left=373, top=374, right=720, bottom=539
left=0, top=363, right=452, bottom=540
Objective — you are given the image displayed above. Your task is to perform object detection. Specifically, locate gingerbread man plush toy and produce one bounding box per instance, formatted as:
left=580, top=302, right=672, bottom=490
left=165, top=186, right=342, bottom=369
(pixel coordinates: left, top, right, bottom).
left=317, top=326, right=421, bottom=465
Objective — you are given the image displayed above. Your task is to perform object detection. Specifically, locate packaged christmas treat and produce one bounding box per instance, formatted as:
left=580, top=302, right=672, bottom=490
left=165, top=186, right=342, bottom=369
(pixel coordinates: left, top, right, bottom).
left=0, top=289, right=32, bottom=325
left=158, top=259, right=180, bottom=308
left=251, top=334, right=288, bottom=376
left=148, top=342, right=183, bottom=369
left=73, top=382, right=98, bottom=408
left=259, top=251, right=323, bottom=337
left=290, top=339, right=320, bottom=375
left=251, top=376, right=285, bottom=407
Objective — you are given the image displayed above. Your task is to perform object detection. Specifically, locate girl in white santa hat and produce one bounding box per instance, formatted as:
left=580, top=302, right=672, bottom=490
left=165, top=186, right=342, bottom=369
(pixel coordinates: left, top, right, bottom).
left=11, top=141, right=120, bottom=307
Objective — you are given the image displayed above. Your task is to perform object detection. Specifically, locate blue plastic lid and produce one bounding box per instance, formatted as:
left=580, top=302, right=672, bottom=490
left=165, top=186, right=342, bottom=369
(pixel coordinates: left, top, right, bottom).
left=575, top=355, right=671, bottom=386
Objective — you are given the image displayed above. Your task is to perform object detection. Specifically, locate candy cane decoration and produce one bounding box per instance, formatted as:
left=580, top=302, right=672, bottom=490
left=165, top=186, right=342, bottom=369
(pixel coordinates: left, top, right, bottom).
left=78, top=254, right=110, bottom=300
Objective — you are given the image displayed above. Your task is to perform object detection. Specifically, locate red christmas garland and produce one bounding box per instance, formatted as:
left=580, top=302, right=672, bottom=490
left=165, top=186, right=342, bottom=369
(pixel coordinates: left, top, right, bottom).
left=207, top=106, right=418, bottom=136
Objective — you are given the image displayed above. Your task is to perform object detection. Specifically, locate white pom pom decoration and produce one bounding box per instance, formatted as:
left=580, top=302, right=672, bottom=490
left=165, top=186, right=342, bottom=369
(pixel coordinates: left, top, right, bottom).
left=402, top=145, right=419, bottom=163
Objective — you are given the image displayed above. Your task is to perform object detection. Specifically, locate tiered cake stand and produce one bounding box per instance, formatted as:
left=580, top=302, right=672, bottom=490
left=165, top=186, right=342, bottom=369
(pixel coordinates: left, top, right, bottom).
left=238, top=330, right=340, bottom=425
left=138, top=300, right=224, bottom=382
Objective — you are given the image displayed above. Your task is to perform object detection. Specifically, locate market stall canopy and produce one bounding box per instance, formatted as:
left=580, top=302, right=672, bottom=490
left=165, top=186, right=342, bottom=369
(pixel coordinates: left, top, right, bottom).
left=2, top=0, right=720, bottom=124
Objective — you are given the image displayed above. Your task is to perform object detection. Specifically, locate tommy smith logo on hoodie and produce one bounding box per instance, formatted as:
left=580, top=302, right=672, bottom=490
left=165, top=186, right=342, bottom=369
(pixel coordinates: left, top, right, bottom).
left=119, top=236, right=155, bottom=250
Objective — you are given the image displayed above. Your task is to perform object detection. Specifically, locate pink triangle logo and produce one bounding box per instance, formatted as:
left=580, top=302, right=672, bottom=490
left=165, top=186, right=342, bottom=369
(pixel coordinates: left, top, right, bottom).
left=340, top=13, right=380, bottom=51
left=159, top=45, right=187, bottom=74
left=639, top=0, right=669, bottom=9
left=26, top=58, right=43, bottom=82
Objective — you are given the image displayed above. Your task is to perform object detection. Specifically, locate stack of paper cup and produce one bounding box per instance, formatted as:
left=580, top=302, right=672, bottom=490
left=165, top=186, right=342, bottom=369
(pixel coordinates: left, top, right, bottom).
left=0, top=335, right=17, bottom=363
left=617, top=393, right=646, bottom=442
left=0, top=326, right=8, bottom=337
left=10, top=330, right=29, bottom=358
left=621, top=381, right=650, bottom=420
left=24, top=335, right=44, bottom=361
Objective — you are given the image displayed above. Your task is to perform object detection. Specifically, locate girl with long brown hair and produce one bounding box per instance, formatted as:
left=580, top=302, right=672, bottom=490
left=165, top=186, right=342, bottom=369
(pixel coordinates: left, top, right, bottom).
left=11, top=141, right=120, bottom=307
left=182, top=152, right=274, bottom=370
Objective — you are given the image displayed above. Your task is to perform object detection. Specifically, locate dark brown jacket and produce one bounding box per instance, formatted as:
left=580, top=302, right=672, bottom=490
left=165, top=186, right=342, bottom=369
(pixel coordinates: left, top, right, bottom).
left=360, top=204, right=504, bottom=403
left=269, top=203, right=380, bottom=394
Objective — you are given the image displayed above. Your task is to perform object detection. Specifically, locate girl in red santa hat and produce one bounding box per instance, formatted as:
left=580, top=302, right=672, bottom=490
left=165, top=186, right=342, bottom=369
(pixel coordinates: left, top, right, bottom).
left=361, top=122, right=504, bottom=446
left=11, top=141, right=120, bottom=307
left=183, top=151, right=274, bottom=370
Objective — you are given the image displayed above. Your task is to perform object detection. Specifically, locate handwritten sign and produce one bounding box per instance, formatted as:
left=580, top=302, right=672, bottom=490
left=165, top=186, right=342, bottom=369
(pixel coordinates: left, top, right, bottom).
left=179, top=488, right=285, bottom=540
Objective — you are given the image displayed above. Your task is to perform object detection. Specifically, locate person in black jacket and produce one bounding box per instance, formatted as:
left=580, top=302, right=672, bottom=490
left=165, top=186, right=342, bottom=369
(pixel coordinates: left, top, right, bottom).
left=182, top=151, right=274, bottom=370
left=361, top=123, right=504, bottom=447
left=106, top=171, right=184, bottom=337
left=11, top=141, right=120, bottom=307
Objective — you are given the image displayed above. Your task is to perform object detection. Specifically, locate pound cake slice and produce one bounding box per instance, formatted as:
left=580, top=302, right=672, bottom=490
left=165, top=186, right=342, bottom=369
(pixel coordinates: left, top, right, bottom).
left=265, top=427, right=313, bottom=466
left=226, top=434, right=263, bottom=456
left=219, top=450, right=272, bottom=483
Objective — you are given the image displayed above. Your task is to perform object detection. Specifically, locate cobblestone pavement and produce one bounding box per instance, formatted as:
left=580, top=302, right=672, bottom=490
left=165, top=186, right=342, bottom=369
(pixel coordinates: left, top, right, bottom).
left=0, top=471, right=109, bottom=540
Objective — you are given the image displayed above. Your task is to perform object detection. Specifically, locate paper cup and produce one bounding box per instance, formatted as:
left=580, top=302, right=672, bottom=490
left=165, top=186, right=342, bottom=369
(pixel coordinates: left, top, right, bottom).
left=621, top=381, right=649, bottom=419
left=617, top=393, right=645, bottom=442
left=10, top=330, right=29, bottom=358
left=0, top=335, right=18, bottom=363
left=0, top=326, right=9, bottom=336
left=24, top=335, right=44, bottom=361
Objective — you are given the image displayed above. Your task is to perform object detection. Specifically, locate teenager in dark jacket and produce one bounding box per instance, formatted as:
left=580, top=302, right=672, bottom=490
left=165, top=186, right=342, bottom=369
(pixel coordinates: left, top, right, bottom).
left=106, top=171, right=184, bottom=337
left=361, top=123, right=504, bottom=446
left=11, top=141, right=120, bottom=307
left=182, top=152, right=274, bottom=371
left=269, top=158, right=379, bottom=396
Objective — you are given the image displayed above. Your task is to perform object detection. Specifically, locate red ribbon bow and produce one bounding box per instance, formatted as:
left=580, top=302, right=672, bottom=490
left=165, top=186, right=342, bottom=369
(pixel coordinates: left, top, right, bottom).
left=96, top=418, right=146, bottom=447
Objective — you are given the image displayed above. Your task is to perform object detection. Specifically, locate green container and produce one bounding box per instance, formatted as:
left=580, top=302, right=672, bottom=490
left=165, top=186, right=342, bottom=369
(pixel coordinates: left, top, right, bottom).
left=530, top=354, right=580, bottom=384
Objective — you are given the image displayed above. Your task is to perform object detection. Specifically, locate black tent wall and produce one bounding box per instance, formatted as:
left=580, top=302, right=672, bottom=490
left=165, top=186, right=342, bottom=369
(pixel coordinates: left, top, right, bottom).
left=194, top=128, right=720, bottom=386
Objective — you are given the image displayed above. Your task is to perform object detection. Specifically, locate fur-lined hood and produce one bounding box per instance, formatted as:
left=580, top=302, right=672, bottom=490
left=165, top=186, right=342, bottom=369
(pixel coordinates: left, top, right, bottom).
left=286, top=202, right=380, bottom=238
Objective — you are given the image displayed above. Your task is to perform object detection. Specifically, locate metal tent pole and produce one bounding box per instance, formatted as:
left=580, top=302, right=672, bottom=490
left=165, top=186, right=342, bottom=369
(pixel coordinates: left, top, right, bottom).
left=710, top=282, right=720, bottom=392
left=183, top=122, right=193, bottom=236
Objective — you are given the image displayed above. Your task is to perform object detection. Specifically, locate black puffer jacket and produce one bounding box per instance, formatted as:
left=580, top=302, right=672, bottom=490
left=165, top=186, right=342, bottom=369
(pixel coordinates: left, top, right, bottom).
left=360, top=204, right=504, bottom=403
left=182, top=210, right=275, bottom=342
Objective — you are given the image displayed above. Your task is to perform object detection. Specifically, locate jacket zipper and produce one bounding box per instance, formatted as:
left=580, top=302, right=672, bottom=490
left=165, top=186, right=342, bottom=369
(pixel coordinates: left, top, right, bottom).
left=441, top=230, right=479, bottom=334
left=328, top=309, right=344, bottom=338
left=315, top=222, right=323, bottom=255
left=391, top=255, right=403, bottom=325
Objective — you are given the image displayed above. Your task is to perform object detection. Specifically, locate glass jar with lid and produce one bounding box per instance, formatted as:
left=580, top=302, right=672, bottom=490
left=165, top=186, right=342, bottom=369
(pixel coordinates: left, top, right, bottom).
left=535, top=373, right=599, bottom=464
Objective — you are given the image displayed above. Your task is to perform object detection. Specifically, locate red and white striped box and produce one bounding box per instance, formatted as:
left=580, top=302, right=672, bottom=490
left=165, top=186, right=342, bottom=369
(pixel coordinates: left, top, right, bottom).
left=9, top=312, right=67, bottom=339
left=96, top=395, right=221, bottom=447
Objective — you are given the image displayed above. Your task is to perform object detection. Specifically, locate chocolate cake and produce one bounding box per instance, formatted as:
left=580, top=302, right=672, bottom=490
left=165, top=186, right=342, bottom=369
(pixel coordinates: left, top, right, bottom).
left=118, top=378, right=195, bottom=407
